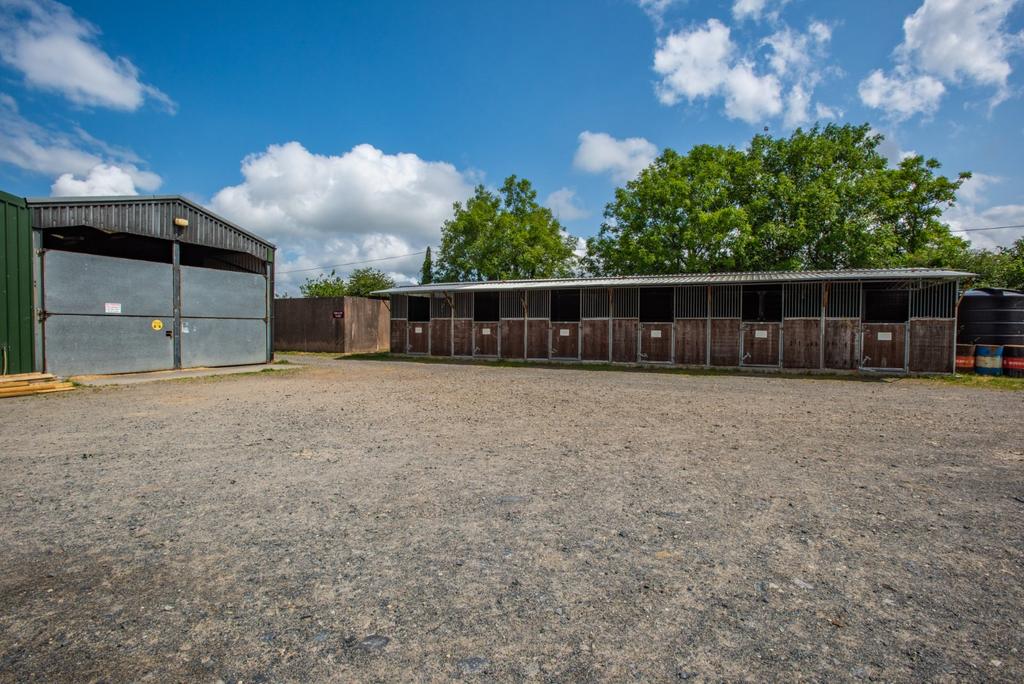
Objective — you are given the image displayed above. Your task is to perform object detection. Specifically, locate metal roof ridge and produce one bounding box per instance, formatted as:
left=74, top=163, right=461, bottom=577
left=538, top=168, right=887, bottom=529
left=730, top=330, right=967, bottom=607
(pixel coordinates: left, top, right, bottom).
left=372, top=267, right=976, bottom=295
left=25, top=194, right=275, bottom=249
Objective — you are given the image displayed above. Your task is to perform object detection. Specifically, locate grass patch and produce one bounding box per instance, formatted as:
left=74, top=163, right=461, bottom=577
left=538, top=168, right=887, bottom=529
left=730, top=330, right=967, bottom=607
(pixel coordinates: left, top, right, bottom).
left=912, top=373, right=1024, bottom=391
left=340, top=353, right=1024, bottom=390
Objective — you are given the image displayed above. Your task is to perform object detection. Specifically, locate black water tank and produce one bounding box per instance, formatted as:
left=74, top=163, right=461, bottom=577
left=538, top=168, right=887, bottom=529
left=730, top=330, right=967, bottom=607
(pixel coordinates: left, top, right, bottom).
left=957, top=288, right=1024, bottom=346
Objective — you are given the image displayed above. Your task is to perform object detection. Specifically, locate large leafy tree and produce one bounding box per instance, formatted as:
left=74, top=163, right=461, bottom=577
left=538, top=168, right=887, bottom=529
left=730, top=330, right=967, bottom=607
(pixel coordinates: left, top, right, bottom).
left=435, top=175, right=577, bottom=281
left=585, top=124, right=971, bottom=275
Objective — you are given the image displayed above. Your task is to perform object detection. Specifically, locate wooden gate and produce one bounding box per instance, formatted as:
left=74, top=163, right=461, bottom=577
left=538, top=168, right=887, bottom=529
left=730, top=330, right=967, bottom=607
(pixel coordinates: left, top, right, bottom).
left=861, top=323, right=906, bottom=370
left=741, top=322, right=780, bottom=366
left=639, top=323, right=673, bottom=363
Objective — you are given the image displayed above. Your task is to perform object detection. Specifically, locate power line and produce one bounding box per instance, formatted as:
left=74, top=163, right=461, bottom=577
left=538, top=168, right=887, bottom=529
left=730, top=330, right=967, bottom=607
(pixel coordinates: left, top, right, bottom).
left=277, top=250, right=427, bottom=275
left=949, top=223, right=1024, bottom=233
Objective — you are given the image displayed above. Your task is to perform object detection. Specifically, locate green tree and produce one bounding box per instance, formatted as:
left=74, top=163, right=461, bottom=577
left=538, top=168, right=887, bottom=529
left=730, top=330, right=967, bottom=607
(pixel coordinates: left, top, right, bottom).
left=345, top=267, right=395, bottom=297
left=929, top=237, right=1024, bottom=290
left=298, top=267, right=394, bottom=298
left=584, top=145, right=751, bottom=275
left=585, top=124, right=971, bottom=275
left=299, top=270, right=347, bottom=297
left=436, top=175, right=577, bottom=281
left=420, top=246, right=433, bottom=284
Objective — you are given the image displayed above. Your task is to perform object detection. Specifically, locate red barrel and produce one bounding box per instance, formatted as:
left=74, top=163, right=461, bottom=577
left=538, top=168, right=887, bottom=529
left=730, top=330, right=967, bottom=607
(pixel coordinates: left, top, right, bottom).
left=955, top=344, right=975, bottom=373
left=1004, top=345, right=1024, bottom=378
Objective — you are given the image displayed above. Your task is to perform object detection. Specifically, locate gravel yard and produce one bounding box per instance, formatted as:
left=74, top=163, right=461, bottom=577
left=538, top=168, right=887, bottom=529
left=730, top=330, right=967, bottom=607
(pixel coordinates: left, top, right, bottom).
left=1, top=357, right=1022, bottom=682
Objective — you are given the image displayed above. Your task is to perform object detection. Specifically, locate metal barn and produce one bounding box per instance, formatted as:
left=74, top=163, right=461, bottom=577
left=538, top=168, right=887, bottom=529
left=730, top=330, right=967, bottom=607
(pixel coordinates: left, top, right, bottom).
left=1, top=192, right=275, bottom=377
left=376, top=269, right=972, bottom=374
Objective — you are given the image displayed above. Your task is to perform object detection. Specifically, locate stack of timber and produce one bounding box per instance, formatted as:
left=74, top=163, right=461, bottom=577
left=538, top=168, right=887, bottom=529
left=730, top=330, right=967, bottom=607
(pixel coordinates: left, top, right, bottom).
left=0, top=373, right=74, bottom=399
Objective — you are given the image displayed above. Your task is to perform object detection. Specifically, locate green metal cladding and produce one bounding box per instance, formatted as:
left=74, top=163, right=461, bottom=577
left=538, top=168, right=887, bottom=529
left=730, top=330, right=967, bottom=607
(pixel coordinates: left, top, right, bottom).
left=1, top=190, right=34, bottom=375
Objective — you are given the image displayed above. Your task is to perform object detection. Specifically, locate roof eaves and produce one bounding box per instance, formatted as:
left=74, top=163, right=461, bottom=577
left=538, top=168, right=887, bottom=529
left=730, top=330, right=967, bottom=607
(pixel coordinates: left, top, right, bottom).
left=26, top=194, right=276, bottom=250
left=371, top=268, right=975, bottom=296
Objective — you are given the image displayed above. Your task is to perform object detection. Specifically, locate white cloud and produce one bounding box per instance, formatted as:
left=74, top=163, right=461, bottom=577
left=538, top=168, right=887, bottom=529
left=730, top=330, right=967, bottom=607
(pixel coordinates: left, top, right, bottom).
left=858, top=69, right=946, bottom=120
left=635, top=0, right=679, bottom=28
left=654, top=19, right=734, bottom=105
left=763, top=22, right=834, bottom=126
left=732, top=0, right=790, bottom=21
left=901, top=0, right=1022, bottom=105
left=784, top=84, right=810, bottom=128
left=724, top=62, right=783, bottom=122
left=814, top=102, right=842, bottom=120
left=0, top=92, right=161, bottom=192
left=0, top=0, right=174, bottom=112
left=860, top=0, right=1022, bottom=118
left=545, top=187, right=588, bottom=221
left=944, top=174, right=1024, bottom=249
left=51, top=163, right=138, bottom=196
left=210, top=141, right=476, bottom=291
left=573, top=131, right=658, bottom=182
left=654, top=18, right=831, bottom=126
left=808, top=20, right=832, bottom=44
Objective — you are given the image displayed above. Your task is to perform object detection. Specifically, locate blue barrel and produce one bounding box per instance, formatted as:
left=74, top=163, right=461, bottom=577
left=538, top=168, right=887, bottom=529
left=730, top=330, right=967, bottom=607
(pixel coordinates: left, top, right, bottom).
left=975, top=345, right=1004, bottom=376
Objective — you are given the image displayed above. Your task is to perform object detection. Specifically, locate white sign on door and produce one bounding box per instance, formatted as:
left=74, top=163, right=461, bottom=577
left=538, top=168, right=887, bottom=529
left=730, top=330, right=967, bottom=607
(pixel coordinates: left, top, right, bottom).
left=755, top=329, right=768, bottom=339
left=560, top=329, right=570, bottom=336
left=650, top=329, right=662, bottom=338
left=877, top=331, right=892, bottom=341
left=104, top=302, right=122, bottom=314
left=481, top=328, right=491, bottom=335
left=414, top=326, right=422, bottom=334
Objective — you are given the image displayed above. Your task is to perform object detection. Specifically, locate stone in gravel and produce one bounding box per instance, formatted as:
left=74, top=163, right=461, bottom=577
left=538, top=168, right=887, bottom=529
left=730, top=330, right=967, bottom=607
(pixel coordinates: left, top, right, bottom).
left=456, top=656, right=489, bottom=674
left=358, top=635, right=390, bottom=652
left=497, top=495, right=527, bottom=504
left=792, top=578, right=813, bottom=590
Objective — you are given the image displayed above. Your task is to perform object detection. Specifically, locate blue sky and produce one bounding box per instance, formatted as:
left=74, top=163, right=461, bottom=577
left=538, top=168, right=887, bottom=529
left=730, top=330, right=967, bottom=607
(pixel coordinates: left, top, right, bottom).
left=0, top=0, right=1022, bottom=291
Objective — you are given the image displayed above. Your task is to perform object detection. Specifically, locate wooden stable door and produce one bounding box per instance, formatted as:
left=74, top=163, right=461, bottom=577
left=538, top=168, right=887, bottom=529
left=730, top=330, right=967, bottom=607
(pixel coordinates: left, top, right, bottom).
left=861, top=323, right=906, bottom=370
left=407, top=322, right=429, bottom=353
left=550, top=322, right=579, bottom=359
left=611, top=320, right=639, bottom=363
left=741, top=322, right=780, bottom=366
left=473, top=322, right=498, bottom=356
left=640, top=323, right=673, bottom=363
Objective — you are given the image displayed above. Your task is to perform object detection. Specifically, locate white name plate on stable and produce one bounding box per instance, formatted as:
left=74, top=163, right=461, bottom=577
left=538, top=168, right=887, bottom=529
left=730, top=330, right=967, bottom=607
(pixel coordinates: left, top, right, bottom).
left=414, top=326, right=423, bottom=334
left=104, top=302, right=122, bottom=314
left=650, top=330, right=662, bottom=338
left=754, top=330, right=768, bottom=339
left=560, top=329, right=570, bottom=336
left=877, top=331, right=893, bottom=341
left=481, top=328, right=491, bottom=335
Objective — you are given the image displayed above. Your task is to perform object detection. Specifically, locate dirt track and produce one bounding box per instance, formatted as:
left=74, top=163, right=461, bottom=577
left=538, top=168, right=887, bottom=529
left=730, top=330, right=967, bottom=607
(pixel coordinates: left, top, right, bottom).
left=1, top=357, right=1022, bottom=682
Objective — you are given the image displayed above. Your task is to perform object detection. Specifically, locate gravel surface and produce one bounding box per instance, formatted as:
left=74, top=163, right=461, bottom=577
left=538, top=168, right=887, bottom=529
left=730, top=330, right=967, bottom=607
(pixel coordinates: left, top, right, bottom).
left=1, top=357, right=1022, bottom=682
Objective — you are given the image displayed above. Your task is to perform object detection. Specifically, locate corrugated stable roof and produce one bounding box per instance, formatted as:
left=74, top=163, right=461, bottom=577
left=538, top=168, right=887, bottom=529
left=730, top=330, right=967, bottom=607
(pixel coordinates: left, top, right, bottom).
left=26, top=194, right=274, bottom=261
left=374, top=268, right=974, bottom=295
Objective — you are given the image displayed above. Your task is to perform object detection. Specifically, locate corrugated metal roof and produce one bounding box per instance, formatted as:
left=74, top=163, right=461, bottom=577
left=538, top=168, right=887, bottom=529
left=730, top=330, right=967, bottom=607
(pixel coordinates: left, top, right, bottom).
left=26, top=195, right=274, bottom=261
left=374, top=268, right=974, bottom=295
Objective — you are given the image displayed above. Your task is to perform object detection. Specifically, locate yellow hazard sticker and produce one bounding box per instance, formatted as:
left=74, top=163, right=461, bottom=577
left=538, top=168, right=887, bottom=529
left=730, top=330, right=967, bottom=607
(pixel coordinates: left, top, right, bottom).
left=151, top=319, right=164, bottom=331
